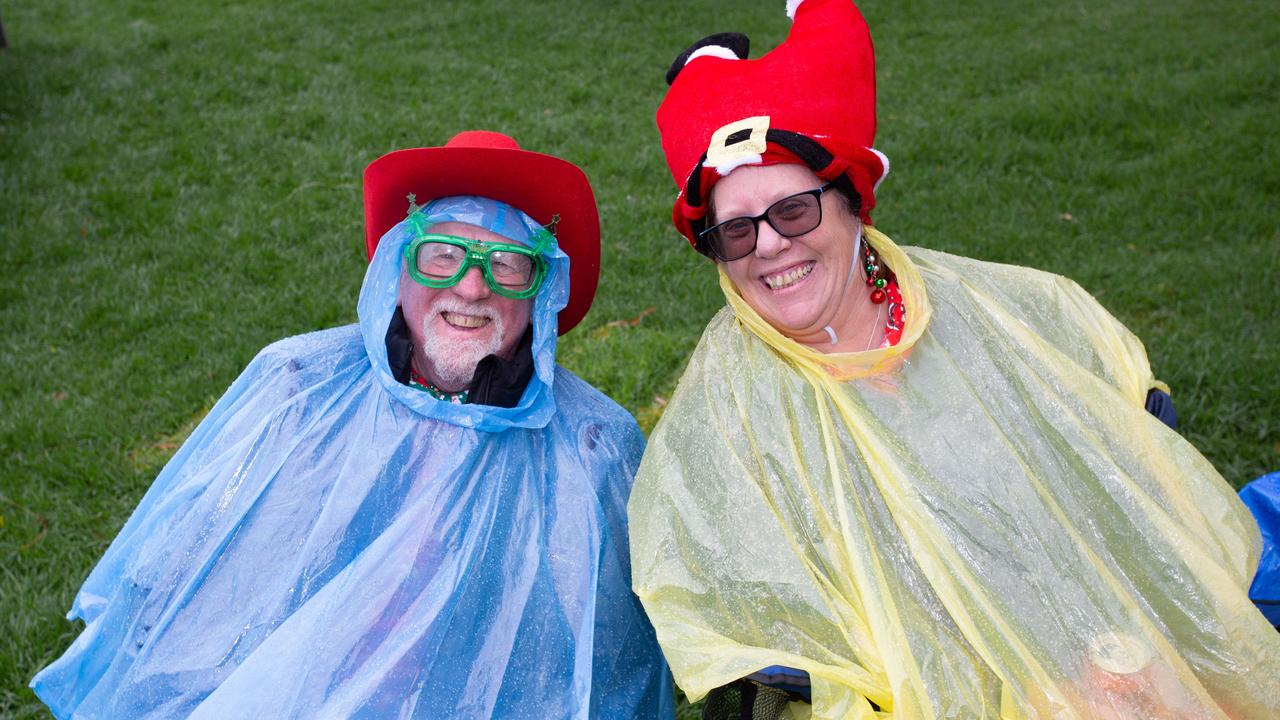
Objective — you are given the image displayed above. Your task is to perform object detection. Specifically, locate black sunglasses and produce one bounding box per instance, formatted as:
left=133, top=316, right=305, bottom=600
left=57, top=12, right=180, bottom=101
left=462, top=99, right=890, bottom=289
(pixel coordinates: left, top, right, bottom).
left=699, top=181, right=838, bottom=261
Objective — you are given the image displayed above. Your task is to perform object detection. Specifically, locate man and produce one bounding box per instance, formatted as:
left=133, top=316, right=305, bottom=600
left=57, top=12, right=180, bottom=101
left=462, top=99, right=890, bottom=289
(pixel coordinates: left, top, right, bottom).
left=31, top=131, right=673, bottom=718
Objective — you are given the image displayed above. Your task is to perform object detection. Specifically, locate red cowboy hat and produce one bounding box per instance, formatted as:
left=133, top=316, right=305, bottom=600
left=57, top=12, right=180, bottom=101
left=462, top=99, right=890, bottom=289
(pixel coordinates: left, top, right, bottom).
left=363, top=130, right=600, bottom=336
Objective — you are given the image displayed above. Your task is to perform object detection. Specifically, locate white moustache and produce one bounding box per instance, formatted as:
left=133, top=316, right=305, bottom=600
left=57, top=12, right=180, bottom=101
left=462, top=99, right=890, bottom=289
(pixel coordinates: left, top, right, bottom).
left=433, top=297, right=498, bottom=325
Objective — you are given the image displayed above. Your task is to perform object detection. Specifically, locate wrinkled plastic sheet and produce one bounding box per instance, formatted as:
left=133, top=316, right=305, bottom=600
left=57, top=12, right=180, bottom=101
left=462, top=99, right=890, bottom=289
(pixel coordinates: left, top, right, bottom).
left=32, top=197, right=673, bottom=718
left=630, top=227, right=1280, bottom=719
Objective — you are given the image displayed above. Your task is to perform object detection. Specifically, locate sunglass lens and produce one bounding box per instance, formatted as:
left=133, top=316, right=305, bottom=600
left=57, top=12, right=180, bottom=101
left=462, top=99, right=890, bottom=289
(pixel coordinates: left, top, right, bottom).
left=767, top=193, right=821, bottom=236
left=710, top=218, right=758, bottom=261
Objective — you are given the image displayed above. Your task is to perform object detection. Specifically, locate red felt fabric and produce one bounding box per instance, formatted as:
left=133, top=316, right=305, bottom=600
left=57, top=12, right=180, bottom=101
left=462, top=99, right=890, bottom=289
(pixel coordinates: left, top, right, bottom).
left=658, top=0, right=887, bottom=244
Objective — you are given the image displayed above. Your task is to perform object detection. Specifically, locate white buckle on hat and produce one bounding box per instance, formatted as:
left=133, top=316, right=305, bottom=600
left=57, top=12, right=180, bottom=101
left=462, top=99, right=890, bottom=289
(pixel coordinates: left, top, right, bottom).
left=706, top=116, right=770, bottom=175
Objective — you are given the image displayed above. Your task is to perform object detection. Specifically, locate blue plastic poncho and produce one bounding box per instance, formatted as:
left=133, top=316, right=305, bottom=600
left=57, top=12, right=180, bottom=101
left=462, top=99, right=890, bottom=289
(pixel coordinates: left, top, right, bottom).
left=32, top=197, right=674, bottom=719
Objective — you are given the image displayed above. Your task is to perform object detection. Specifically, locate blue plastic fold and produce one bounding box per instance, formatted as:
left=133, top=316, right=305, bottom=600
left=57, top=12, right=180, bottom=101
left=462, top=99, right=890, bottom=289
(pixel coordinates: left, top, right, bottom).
left=31, top=197, right=673, bottom=718
left=1241, top=471, right=1280, bottom=625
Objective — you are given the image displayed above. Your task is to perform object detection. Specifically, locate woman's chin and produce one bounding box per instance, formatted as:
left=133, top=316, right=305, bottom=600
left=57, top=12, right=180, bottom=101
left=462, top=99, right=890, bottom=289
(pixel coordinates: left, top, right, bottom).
left=744, top=282, right=843, bottom=336
left=762, top=311, right=827, bottom=343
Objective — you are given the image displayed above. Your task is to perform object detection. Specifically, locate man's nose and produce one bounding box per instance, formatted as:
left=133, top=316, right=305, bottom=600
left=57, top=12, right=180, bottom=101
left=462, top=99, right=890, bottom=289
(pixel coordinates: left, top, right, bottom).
left=753, top=221, right=791, bottom=259
left=451, top=265, right=492, bottom=301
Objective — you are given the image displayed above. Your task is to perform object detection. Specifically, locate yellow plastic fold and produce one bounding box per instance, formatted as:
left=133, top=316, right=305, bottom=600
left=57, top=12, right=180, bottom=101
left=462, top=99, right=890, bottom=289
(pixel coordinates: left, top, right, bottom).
left=629, top=228, right=1279, bottom=719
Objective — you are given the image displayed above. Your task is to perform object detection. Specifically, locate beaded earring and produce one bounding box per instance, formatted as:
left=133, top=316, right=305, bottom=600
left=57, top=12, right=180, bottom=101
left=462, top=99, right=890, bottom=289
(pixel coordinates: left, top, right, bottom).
left=862, top=240, right=889, bottom=304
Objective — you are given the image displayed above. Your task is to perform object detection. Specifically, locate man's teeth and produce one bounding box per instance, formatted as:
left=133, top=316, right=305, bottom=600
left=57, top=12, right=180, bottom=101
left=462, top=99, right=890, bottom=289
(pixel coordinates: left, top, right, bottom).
left=442, top=312, right=491, bottom=328
left=764, top=262, right=814, bottom=289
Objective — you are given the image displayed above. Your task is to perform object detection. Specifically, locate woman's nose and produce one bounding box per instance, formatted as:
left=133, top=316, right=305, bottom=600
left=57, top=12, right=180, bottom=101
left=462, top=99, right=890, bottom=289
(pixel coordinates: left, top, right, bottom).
left=753, top=222, right=791, bottom=259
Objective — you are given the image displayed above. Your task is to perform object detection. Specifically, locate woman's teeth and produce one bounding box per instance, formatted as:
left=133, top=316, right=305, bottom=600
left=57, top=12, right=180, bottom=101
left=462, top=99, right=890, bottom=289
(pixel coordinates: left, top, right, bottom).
left=442, top=312, right=491, bottom=329
left=763, top=262, right=815, bottom=290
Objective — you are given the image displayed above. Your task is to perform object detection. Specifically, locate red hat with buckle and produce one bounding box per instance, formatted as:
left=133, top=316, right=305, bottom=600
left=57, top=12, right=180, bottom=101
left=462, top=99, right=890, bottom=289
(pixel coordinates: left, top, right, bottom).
left=363, top=131, right=600, bottom=336
left=657, top=0, right=889, bottom=250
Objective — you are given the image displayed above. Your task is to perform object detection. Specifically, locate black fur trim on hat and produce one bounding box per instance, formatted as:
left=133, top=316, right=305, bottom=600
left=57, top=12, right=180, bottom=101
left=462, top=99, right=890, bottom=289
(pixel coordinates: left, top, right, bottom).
left=765, top=129, right=862, bottom=214
left=686, top=151, right=709, bottom=209
left=764, top=129, right=833, bottom=171
left=665, top=32, right=750, bottom=86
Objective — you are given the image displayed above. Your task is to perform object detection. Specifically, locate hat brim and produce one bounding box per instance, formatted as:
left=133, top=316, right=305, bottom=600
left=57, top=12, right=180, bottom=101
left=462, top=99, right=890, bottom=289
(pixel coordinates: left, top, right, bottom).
left=363, top=145, right=600, bottom=336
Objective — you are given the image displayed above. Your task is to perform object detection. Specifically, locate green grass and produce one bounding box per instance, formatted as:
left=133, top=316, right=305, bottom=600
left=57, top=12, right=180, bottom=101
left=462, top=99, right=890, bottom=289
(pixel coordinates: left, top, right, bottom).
left=1, top=1, right=1277, bottom=717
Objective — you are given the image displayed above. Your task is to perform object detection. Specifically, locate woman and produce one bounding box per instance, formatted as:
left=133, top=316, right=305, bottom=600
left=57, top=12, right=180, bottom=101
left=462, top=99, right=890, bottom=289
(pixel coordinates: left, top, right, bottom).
left=628, top=2, right=1279, bottom=718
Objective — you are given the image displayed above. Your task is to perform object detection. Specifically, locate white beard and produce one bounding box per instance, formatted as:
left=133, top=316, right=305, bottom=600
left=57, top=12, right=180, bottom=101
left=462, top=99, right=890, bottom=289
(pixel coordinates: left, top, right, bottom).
left=417, top=297, right=508, bottom=390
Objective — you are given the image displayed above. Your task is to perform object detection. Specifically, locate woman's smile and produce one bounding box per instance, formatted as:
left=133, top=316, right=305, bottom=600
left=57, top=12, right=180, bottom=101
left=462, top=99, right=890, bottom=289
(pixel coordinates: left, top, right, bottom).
left=761, top=260, right=816, bottom=290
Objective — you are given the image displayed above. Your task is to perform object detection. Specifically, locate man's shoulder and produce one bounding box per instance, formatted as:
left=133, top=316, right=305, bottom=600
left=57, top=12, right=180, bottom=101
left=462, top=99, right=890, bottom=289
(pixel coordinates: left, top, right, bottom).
left=547, top=367, right=646, bottom=492
left=255, top=325, right=360, bottom=360
left=249, top=325, right=364, bottom=378
left=551, top=367, right=642, bottom=436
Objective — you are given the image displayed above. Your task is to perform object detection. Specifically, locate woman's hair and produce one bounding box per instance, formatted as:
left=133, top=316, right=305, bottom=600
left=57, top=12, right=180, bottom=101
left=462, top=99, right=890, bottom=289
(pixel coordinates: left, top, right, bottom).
left=828, top=175, right=864, bottom=218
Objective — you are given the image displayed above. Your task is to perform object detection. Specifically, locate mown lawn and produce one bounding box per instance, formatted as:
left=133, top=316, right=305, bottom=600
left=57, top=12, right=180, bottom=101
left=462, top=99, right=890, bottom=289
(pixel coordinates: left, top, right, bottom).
left=1, top=1, right=1277, bottom=716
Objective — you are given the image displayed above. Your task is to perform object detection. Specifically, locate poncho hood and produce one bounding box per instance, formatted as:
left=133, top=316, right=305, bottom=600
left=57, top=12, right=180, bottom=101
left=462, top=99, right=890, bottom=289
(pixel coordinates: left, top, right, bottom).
left=359, top=195, right=568, bottom=431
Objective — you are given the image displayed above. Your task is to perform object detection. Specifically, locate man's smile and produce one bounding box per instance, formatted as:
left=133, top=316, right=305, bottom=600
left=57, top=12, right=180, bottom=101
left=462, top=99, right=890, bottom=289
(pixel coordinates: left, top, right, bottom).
left=441, top=311, right=492, bottom=329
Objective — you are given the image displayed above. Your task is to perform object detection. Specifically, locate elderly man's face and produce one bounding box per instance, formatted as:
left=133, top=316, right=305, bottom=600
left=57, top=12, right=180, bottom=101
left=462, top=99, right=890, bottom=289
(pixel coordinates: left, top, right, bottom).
left=399, top=221, right=535, bottom=391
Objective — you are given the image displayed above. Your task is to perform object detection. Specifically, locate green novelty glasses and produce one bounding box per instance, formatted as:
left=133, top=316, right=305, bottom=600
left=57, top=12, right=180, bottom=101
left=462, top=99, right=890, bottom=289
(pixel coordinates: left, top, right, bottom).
left=404, top=232, right=549, bottom=299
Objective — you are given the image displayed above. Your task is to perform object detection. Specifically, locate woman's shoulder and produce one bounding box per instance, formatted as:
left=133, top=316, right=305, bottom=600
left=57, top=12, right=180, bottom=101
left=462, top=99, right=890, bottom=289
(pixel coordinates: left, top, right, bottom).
left=901, top=245, right=1158, bottom=402
left=651, top=307, right=813, bottom=437
left=902, top=246, right=1119, bottom=326
left=902, top=246, right=1072, bottom=290
left=684, top=307, right=790, bottom=384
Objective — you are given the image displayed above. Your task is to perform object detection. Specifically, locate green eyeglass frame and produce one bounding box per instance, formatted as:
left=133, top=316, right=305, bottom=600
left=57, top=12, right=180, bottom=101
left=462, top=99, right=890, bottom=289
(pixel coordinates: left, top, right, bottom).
left=403, top=230, right=551, bottom=300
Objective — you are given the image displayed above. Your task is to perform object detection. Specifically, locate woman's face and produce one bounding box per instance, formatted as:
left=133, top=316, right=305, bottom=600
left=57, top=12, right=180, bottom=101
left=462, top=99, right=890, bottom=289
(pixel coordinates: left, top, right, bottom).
left=711, top=163, right=864, bottom=347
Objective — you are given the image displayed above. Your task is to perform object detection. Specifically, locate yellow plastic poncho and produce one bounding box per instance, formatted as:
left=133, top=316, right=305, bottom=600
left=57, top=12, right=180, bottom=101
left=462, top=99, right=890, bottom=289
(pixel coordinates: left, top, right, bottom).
left=629, top=227, right=1280, bottom=719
